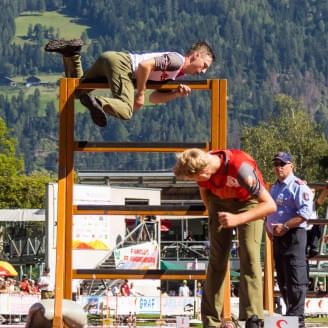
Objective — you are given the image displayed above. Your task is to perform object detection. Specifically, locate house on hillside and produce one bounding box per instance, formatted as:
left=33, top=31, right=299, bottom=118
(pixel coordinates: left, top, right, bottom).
left=0, top=75, right=16, bottom=87
left=25, top=76, right=50, bottom=87
left=25, top=76, right=41, bottom=87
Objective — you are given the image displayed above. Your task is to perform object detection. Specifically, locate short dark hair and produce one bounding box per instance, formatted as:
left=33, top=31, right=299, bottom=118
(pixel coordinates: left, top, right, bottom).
left=186, top=41, right=216, bottom=61
left=44, top=267, right=50, bottom=273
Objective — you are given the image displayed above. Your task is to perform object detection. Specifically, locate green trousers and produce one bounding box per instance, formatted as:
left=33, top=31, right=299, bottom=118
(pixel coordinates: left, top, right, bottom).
left=201, top=192, right=264, bottom=327
left=63, top=52, right=135, bottom=120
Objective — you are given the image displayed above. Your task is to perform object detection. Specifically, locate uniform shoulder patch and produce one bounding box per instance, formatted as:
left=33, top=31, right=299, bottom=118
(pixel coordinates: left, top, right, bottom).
left=295, top=179, right=305, bottom=185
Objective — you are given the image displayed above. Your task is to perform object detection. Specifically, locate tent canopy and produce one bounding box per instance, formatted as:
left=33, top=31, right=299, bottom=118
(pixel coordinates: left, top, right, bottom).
left=0, top=209, right=45, bottom=222
left=0, top=261, right=18, bottom=277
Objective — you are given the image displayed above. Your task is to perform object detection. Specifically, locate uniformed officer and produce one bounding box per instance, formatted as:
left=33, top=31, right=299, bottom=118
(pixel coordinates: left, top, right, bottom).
left=173, top=148, right=277, bottom=328
left=266, top=152, right=313, bottom=328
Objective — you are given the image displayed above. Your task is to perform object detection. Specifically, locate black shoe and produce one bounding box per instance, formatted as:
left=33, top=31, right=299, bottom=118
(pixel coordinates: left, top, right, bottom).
left=80, top=93, right=107, bottom=127
left=298, top=315, right=305, bottom=328
left=308, top=248, right=319, bottom=258
left=44, top=39, right=83, bottom=56
left=245, top=315, right=262, bottom=328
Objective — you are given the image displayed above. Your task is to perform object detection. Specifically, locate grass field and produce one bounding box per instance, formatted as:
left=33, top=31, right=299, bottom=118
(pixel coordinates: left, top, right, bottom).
left=13, top=74, right=63, bottom=84
left=0, top=84, right=58, bottom=116
left=9, top=10, right=153, bottom=115
left=13, top=11, right=89, bottom=46
left=0, top=82, right=88, bottom=116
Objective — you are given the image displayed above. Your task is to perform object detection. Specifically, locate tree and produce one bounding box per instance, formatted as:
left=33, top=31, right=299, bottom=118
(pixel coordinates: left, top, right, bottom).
left=0, top=118, right=24, bottom=176
left=0, top=172, right=54, bottom=208
left=241, top=94, right=328, bottom=183
left=0, top=118, right=56, bottom=208
left=27, top=24, right=33, bottom=39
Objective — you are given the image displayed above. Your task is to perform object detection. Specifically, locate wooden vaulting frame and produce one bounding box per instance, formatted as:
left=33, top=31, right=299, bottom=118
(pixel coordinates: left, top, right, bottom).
left=53, top=77, right=274, bottom=327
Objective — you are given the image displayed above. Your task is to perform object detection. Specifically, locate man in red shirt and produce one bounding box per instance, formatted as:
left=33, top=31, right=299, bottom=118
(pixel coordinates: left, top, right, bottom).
left=120, top=279, right=131, bottom=296
left=20, top=274, right=30, bottom=294
left=173, top=148, right=276, bottom=328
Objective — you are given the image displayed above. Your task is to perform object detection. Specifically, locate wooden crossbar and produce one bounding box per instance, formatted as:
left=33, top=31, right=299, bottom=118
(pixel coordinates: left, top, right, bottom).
left=307, top=255, right=328, bottom=261
left=73, top=269, right=206, bottom=280
left=74, top=141, right=209, bottom=152
left=73, top=204, right=207, bottom=216
left=77, top=78, right=211, bottom=90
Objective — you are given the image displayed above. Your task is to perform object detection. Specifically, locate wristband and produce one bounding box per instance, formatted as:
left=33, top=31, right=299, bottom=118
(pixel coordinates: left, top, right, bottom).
left=283, top=223, right=290, bottom=231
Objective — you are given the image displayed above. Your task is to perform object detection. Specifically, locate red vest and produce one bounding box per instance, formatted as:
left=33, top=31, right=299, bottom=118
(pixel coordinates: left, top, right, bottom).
left=198, top=149, right=265, bottom=201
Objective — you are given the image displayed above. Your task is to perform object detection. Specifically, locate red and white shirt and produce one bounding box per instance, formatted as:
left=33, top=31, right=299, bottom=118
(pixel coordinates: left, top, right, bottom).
left=198, top=149, right=265, bottom=202
left=129, top=52, right=185, bottom=81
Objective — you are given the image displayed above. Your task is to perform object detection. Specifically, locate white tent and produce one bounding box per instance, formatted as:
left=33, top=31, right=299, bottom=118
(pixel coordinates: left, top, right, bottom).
left=0, top=209, right=45, bottom=222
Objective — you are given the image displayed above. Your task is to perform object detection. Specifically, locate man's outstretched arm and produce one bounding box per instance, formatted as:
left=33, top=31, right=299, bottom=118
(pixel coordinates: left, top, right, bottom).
left=149, top=84, right=191, bottom=104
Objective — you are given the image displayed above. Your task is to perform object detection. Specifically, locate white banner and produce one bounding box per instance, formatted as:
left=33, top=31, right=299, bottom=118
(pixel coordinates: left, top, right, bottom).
left=82, top=296, right=197, bottom=315
left=161, top=297, right=195, bottom=316
left=114, top=241, right=158, bottom=269
left=0, top=294, right=40, bottom=315
left=264, top=316, right=298, bottom=327
left=176, top=316, right=190, bottom=328
left=73, top=215, right=112, bottom=250
left=2, top=294, right=328, bottom=317
left=304, top=297, right=328, bottom=314
left=137, top=297, right=160, bottom=314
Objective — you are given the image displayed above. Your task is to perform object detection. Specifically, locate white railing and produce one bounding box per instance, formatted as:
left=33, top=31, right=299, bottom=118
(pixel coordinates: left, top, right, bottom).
left=0, top=294, right=327, bottom=318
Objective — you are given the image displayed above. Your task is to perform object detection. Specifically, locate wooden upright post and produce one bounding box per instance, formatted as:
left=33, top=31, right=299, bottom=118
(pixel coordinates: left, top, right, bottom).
left=63, top=78, right=76, bottom=300
left=53, top=78, right=68, bottom=328
left=263, top=232, right=274, bottom=314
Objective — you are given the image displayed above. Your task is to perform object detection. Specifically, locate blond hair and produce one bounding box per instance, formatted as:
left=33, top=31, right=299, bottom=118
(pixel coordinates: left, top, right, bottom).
left=173, top=148, right=209, bottom=178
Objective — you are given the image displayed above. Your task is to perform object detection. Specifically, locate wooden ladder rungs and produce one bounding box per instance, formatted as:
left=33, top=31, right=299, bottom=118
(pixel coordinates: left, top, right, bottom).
left=73, top=204, right=207, bottom=216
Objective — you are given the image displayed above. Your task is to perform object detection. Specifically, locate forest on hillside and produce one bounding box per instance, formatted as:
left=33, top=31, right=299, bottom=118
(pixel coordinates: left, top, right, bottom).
left=0, top=0, right=327, bottom=173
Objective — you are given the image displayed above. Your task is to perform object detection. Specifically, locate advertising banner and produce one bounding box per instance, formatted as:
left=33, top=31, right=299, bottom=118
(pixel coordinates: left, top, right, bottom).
left=73, top=215, right=112, bottom=250
left=137, top=297, right=160, bottom=314
left=3, top=295, right=327, bottom=318
left=82, top=296, right=100, bottom=314
left=161, top=297, right=194, bottom=316
left=81, top=296, right=196, bottom=316
left=264, top=316, right=298, bottom=327
left=0, top=294, right=40, bottom=315
left=114, top=241, right=158, bottom=269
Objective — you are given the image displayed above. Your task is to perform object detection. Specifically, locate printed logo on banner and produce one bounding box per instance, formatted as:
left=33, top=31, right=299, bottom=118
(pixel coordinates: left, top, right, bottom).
left=114, top=241, right=158, bottom=269
left=264, top=316, right=298, bottom=327
left=176, top=316, right=189, bottom=328
left=138, top=297, right=160, bottom=314
left=82, top=296, right=100, bottom=314
left=183, top=299, right=194, bottom=315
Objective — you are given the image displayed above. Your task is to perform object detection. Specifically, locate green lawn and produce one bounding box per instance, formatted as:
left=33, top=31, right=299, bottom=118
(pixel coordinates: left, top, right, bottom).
left=13, top=73, right=63, bottom=84
left=0, top=82, right=88, bottom=116
left=0, top=84, right=58, bottom=116
left=13, top=11, right=89, bottom=45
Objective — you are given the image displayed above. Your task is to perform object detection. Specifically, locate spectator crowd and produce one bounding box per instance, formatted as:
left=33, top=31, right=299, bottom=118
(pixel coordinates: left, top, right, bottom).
left=0, top=275, right=42, bottom=295
left=0, top=267, right=54, bottom=297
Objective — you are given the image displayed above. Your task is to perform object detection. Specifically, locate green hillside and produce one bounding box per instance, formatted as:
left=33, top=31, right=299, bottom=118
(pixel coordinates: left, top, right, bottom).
left=0, top=0, right=327, bottom=175
left=13, top=10, right=88, bottom=45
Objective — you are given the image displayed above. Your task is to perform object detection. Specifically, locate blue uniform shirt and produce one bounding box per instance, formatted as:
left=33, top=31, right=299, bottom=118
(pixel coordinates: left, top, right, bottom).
left=266, top=173, right=313, bottom=234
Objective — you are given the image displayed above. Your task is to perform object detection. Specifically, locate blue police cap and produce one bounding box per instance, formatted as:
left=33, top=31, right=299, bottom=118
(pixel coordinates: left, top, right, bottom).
left=272, top=151, right=293, bottom=163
